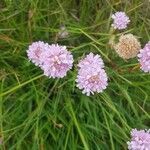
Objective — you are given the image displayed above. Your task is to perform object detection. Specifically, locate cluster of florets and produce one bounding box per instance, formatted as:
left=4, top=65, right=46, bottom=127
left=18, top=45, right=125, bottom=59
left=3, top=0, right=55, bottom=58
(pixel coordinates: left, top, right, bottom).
left=114, top=34, right=141, bottom=59
left=127, top=129, right=150, bottom=150
left=27, top=41, right=73, bottom=78
left=76, top=53, right=108, bottom=96
left=138, top=42, right=150, bottom=73
left=111, top=12, right=150, bottom=74
left=111, top=11, right=130, bottom=30
left=27, top=43, right=108, bottom=96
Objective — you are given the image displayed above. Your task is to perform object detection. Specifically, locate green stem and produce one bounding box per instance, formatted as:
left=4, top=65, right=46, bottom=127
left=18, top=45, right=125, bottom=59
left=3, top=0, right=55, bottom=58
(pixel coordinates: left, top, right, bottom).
left=0, top=74, right=44, bottom=97
left=68, top=99, right=89, bottom=150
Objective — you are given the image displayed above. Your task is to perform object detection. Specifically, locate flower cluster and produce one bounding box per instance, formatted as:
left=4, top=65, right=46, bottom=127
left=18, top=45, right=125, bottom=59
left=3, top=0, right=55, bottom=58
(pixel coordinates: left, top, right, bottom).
left=111, top=11, right=150, bottom=73
left=114, top=34, right=141, bottom=59
left=41, top=44, right=73, bottom=78
left=27, top=41, right=49, bottom=66
left=76, top=53, right=108, bottom=96
left=138, top=42, right=150, bottom=73
left=111, top=11, right=130, bottom=30
left=27, top=42, right=73, bottom=78
left=27, top=43, right=108, bottom=95
left=127, top=129, right=150, bottom=150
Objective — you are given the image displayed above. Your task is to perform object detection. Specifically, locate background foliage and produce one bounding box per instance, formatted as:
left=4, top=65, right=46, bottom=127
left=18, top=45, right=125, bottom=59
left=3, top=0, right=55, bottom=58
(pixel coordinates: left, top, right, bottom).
left=0, top=0, right=150, bottom=149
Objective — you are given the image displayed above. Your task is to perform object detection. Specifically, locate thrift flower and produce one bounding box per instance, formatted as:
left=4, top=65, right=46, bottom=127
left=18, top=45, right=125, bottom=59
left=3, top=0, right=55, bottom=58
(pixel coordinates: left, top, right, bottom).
left=111, top=11, right=130, bottom=30
left=138, top=42, right=150, bottom=73
left=114, top=34, right=141, bottom=59
left=27, top=41, right=49, bottom=66
left=41, top=44, right=73, bottom=78
left=76, top=53, right=108, bottom=96
left=127, top=129, right=150, bottom=150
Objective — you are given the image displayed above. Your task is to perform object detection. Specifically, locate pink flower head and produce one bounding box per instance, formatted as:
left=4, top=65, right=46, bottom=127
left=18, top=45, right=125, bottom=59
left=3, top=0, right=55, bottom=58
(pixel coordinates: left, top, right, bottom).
left=127, top=129, right=150, bottom=150
left=138, top=42, right=150, bottom=73
left=27, top=41, right=49, bottom=66
left=111, top=11, right=130, bottom=30
left=41, top=44, right=73, bottom=78
left=76, top=53, right=108, bottom=96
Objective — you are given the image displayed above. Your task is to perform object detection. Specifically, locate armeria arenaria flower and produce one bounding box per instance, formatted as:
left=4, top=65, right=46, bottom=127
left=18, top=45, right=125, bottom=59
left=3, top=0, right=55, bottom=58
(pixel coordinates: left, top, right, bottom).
left=138, top=42, right=150, bottom=73
left=41, top=44, right=73, bottom=78
left=111, top=11, right=130, bottom=30
left=114, top=34, right=141, bottom=59
left=127, top=129, right=150, bottom=150
left=27, top=41, right=49, bottom=66
left=76, top=53, right=108, bottom=96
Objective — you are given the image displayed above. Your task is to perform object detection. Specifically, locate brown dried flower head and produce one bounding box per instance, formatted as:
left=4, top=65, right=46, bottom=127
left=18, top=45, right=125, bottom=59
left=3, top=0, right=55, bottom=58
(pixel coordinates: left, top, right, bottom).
left=114, top=34, right=141, bottom=59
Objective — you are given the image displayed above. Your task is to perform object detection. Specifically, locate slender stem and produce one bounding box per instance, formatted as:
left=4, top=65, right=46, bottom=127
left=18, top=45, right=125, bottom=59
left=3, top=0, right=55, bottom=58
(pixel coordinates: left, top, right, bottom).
left=0, top=74, right=44, bottom=97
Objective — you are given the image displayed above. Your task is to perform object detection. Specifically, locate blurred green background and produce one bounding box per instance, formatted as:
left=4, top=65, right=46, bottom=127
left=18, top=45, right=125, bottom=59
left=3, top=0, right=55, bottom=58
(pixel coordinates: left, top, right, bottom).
left=0, top=0, right=150, bottom=149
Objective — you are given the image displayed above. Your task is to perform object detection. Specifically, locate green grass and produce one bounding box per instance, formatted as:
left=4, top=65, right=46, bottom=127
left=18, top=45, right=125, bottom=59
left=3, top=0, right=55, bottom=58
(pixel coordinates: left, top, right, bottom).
left=0, top=0, right=150, bottom=149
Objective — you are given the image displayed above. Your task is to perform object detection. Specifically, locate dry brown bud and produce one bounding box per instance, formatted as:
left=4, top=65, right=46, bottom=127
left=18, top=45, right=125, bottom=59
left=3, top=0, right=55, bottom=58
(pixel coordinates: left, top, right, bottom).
left=114, top=34, right=141, bottom=59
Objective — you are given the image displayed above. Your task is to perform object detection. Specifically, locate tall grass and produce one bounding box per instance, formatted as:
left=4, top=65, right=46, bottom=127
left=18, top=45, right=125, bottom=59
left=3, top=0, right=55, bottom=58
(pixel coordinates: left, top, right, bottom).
left=0, top=0, right=150, bottom=149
